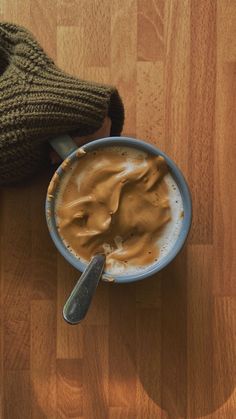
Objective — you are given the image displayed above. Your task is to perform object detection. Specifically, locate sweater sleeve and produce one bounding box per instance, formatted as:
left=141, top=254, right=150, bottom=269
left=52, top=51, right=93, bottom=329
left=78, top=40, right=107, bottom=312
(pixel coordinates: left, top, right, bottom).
left=0, top=22, right=125, bottom=185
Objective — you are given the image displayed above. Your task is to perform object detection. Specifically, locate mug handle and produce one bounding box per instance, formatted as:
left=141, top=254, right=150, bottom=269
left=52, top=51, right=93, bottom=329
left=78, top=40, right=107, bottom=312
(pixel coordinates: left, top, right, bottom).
left=50, top=134, right=78, bottom=160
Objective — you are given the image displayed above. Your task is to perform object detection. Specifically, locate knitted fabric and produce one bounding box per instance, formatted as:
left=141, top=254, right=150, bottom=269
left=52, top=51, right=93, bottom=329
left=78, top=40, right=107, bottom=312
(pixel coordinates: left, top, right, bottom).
left=0, top=22, right=124, bottom=185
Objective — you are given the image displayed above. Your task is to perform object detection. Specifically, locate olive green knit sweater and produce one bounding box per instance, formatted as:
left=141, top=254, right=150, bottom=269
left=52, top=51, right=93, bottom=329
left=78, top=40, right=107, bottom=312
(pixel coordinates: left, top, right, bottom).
left=0, top=22, right=124, bottom=185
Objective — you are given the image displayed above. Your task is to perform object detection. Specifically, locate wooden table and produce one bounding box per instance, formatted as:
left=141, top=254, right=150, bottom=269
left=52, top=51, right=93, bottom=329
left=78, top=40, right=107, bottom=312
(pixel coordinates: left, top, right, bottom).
left=1, top=1, right=235, bottom=418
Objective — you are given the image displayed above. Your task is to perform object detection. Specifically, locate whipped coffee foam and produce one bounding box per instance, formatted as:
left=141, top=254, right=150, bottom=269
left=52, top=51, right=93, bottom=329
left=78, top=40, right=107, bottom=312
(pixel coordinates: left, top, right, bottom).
left=55, top=146, right=184, bottom=275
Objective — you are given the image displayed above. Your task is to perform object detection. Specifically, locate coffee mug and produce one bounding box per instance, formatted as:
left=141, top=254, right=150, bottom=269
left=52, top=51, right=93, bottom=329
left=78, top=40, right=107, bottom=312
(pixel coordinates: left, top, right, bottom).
left=46, top=136, right=192, bottom=283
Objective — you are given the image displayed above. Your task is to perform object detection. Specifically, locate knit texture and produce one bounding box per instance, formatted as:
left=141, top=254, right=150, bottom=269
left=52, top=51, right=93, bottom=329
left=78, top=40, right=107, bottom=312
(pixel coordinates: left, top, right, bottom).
left=0, top=22, right=124, bottom=185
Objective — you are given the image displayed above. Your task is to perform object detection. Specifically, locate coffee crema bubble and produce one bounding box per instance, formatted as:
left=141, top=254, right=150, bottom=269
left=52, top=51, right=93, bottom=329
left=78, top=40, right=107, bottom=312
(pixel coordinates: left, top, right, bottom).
left=55, top=146, right=184, bottom=274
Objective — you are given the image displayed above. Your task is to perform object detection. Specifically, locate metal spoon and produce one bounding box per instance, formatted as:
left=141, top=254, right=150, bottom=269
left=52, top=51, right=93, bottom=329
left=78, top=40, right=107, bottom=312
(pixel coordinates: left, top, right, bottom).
left=63, top=254, right=106, bottom=325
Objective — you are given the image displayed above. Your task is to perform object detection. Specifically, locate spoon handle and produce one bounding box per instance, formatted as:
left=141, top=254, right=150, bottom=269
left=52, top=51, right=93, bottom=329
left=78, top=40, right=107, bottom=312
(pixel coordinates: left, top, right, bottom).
left=63, top=254, right=106, bottom=325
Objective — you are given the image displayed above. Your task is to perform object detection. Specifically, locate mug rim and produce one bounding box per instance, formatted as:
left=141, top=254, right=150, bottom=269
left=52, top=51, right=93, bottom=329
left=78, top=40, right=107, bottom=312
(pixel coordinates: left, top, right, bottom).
left=45, top=136, right=192, bottom=283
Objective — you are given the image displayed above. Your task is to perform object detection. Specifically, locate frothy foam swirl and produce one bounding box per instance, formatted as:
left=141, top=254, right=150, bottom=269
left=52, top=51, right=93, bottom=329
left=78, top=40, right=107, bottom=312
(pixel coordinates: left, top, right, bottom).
left=55, top=146, right=184, bottom=274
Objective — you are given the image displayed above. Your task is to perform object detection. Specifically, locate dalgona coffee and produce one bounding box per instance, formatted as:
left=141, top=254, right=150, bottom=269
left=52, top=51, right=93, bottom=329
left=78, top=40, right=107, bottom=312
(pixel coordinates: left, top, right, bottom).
left=55, top=146, right=183, bottom=274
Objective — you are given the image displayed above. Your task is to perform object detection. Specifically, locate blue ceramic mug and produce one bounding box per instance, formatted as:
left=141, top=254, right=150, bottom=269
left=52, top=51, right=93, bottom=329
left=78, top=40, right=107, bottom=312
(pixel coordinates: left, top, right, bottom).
left=46, top=136, right=192, bottom=283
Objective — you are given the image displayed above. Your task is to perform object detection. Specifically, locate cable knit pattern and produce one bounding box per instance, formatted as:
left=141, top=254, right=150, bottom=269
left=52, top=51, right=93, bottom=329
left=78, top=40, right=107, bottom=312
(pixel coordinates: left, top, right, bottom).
left=0, top=22, right=124, bottom=185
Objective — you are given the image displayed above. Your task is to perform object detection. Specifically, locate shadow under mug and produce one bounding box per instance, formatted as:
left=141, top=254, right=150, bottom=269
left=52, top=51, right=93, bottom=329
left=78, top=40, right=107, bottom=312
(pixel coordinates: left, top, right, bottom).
left=46, top=135, right=192, bottom=283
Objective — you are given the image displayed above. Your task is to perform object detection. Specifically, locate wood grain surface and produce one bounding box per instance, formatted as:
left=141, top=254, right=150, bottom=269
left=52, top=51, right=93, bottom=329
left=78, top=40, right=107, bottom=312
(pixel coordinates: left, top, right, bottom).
left=0, top=1, right=236, bottom=418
